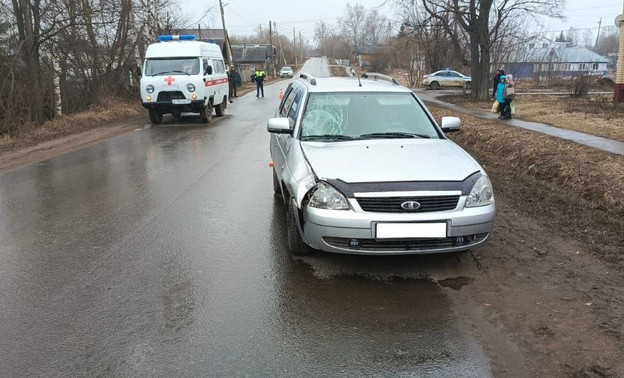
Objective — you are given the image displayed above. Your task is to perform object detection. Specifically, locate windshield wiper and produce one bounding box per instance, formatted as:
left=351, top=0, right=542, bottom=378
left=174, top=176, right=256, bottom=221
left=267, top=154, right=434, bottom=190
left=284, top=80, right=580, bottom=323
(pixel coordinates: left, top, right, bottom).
left=151, top=70, right=189, bottom=76
left=301, top=134, right=358, bottom=141
left=358, top=132, right=431, bottom=139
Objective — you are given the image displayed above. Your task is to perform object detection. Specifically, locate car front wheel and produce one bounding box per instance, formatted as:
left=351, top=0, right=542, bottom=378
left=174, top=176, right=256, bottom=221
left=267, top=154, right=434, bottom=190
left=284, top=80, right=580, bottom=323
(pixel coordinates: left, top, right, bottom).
left=287, top=201, right=313, bottom=256
left=149, top=109, right=162, bottom=124
left=199, top=102, right=213, bottom=123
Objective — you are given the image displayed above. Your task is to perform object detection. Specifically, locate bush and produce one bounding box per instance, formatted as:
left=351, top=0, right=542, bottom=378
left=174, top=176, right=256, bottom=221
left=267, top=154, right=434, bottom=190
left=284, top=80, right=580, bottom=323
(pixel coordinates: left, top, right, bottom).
left=569, top=75, right=592, bottom=98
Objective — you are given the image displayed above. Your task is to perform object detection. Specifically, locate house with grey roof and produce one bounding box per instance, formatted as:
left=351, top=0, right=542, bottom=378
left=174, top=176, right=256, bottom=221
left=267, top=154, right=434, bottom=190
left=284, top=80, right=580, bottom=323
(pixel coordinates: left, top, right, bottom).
left=504, top=41, right=610, bottom=79
left=354, top=45, right=391, bottom=69
left=230, top=44, right=273, bottom=81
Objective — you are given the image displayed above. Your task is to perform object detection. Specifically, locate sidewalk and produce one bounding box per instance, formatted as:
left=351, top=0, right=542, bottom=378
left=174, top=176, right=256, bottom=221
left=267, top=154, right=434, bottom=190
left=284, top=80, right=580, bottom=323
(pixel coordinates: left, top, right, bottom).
left=415, top=89, right=624, bottom=156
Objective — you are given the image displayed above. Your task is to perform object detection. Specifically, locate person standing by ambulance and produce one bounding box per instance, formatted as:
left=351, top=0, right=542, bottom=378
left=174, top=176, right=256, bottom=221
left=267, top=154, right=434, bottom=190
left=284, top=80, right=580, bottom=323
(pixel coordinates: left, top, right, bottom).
left=252, top=66, right=266, bottom=98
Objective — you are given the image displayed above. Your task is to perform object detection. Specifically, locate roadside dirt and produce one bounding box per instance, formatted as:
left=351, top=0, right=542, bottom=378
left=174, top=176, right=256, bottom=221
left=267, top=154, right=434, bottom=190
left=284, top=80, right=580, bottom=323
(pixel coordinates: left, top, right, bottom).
left=427, top=104, right=624, bottom=377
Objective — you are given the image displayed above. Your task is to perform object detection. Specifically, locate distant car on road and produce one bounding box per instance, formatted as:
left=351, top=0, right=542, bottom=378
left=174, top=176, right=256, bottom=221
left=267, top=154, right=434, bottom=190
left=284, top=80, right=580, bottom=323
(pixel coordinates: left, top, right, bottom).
left=267, top=72, right=495, bottom=256
left=280, top=66, right=294, bottom=78
left=422, top=69, right=471, bottom=90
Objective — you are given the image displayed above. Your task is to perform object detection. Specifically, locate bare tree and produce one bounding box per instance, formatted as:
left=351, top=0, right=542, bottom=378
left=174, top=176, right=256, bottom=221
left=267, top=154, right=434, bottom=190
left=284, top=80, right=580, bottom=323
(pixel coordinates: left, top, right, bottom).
left=396, top=0, right=565, bottom=99
left=314, top=21, right=329, bottom=56
left=339, top=3, right=366, bottom=52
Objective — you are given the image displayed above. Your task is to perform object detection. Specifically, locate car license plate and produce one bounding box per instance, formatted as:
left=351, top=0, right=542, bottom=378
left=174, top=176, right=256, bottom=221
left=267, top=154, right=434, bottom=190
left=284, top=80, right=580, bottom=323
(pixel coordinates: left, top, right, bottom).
left=172, top=99, right=191, bottom=104
left=376, top=223, right=446, bottom=239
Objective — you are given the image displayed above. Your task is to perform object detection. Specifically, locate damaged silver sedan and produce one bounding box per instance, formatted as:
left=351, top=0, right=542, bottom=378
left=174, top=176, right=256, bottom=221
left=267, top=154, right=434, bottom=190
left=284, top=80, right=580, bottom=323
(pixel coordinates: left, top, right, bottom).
left=268, top=73, right=495, bottom=255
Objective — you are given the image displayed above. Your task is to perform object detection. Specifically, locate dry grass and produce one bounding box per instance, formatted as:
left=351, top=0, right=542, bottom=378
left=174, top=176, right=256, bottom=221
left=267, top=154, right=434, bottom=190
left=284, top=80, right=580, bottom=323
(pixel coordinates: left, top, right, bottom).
left=429, top=104, right=624, bottom=264
left=440, top=94, right=624, bottom=142
left=0, top=97, right=142, bottom=153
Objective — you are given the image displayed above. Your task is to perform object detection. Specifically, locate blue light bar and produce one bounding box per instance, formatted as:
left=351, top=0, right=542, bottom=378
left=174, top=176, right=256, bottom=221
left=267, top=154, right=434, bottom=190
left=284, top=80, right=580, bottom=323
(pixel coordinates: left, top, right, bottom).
left=157, top=35, right=197, bottom=42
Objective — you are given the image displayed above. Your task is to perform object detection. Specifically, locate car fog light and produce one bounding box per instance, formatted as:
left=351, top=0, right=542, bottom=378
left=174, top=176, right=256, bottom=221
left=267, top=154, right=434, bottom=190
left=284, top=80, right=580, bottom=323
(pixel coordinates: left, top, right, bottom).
left=191, top=93, right=198, bottom=100
left=146, top=95, right=152, bottom=101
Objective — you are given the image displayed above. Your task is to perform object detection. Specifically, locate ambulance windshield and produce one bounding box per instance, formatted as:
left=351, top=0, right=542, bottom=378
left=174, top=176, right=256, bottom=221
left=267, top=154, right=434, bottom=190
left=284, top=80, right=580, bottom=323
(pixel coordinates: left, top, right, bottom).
left=144, top=58, right=200, bottom=76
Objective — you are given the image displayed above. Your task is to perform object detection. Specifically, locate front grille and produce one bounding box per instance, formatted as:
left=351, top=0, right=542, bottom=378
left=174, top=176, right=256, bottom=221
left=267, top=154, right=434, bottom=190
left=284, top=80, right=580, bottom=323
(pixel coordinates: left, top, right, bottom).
left=356, top=196, right=460, bottom=213
left=323, top=234, right=487, bottom=252
left=157, top=91, right=186, bottom=101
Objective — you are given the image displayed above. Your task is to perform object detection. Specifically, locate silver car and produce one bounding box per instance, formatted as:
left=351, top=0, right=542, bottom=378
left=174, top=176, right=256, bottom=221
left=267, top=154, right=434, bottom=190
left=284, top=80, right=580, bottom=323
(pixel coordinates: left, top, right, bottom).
left=268, top=72, right=495, bottom=255
left=422, top=69, right=471, bottom=90
left=280, top=66, right=294, bottom=78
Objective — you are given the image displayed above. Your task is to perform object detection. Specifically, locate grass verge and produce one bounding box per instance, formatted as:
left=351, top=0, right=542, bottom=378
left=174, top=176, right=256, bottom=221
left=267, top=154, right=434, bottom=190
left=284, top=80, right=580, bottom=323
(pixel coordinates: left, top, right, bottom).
left=438, top=94, right=624, bottom=143
left=428, top=104, right=624, bottom=267
left=0, top=97, right=143, bottom=153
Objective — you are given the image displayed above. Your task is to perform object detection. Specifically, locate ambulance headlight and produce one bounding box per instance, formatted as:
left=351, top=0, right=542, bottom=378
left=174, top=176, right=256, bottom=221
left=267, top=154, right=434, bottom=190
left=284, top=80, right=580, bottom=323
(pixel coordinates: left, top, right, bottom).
left=146, top=85, right=154, bottom=94
left=186, top=83, right=196, bottom=92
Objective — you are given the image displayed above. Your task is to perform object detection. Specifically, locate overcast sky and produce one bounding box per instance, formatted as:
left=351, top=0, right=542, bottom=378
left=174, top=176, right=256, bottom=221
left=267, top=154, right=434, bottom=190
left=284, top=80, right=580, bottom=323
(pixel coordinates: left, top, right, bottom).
left=179, top=0, right=622, bottom=44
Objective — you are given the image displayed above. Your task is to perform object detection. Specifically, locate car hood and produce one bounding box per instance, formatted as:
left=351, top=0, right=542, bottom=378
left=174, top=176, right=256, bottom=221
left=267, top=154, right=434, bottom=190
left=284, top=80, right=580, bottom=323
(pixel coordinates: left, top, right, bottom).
left=301, top=139, right=481, bottom=183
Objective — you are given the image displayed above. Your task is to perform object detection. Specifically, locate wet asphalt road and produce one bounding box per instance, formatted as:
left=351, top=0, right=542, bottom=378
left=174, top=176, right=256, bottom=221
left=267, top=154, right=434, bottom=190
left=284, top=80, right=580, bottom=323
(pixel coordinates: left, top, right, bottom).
left=0, top=58, right=491, bottom=376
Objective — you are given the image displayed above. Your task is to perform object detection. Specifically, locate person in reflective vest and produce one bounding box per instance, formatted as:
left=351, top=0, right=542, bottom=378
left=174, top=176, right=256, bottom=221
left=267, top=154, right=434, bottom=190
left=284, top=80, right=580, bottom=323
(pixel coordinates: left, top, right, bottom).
left=252, top=66, right=266, bottom=98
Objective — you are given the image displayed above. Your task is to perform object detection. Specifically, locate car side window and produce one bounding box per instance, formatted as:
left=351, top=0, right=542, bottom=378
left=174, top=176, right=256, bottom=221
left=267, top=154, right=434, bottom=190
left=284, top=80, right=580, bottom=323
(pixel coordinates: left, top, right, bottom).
left=287, top=90, right=304, bottom=126
left=449, top=71, right=461, bottom=77
left=280, top=86, right=298, bottom=117
left=278, top=85, right=293, bottom=115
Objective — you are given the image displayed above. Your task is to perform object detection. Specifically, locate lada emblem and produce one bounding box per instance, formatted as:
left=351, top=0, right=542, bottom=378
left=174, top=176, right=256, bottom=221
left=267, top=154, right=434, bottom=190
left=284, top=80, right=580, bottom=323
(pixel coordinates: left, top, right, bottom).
left=401, top=201, right=421, bottom=211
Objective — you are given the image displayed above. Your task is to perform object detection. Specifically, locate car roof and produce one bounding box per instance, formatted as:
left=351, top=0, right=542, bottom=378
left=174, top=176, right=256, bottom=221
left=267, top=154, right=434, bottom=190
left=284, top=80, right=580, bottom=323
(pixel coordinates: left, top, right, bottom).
left=296, top=76, right=413, bottom=94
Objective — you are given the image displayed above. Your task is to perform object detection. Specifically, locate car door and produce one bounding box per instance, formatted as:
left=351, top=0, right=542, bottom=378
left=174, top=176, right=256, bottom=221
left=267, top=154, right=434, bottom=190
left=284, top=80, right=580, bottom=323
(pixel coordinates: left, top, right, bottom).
left=271, top=84, right=298, bottom=179
left=448, top=71, right=463, bottom=86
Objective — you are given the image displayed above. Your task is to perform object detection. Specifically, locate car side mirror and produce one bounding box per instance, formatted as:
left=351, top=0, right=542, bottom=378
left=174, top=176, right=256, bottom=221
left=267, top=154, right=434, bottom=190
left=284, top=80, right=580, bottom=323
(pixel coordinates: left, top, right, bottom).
left=267, top=118, right=292, bottom=134
left=441, top=116, right=461, bottom=132
left=205, top=64, right=212, bottom=75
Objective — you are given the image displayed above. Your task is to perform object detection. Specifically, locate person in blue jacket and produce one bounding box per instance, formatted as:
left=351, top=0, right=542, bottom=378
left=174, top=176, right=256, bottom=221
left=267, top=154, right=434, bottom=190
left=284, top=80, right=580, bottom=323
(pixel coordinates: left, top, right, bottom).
left=496, top=75, right=510, bottom=120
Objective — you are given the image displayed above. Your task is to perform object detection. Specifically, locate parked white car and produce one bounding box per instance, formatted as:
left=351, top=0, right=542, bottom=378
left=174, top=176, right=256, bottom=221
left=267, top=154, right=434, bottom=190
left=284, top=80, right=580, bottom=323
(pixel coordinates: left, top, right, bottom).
left=267, top=72, right=495, bottom=256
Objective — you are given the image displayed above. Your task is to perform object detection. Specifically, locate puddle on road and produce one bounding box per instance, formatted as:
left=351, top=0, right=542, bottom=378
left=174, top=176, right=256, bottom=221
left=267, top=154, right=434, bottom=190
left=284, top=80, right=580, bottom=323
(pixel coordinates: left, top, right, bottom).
left=437, top=276, right=474, bottom=290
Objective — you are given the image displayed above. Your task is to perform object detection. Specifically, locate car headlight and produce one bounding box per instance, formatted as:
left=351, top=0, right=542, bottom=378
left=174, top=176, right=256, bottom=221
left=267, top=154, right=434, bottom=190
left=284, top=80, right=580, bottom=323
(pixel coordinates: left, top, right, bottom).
left=187, top=83, right=195, bottom=92
left=465, top=175, right=494, bottom=207
left=308, top=182, right=350, bottom=210
left=146, top=84, right=154, bottom=94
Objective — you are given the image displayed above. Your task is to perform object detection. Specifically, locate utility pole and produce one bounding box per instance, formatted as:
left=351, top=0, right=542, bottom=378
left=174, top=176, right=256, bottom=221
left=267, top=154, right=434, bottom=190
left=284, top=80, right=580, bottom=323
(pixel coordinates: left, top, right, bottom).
left=218, top=0, right=233, bottom=66
left=615, top=2, right=624, bottom=103
left=595, top=17, right=602, bottom=48
left=299, top=31, right=303, bottom=62
left=293, top=28, right=297, bottom=67
left=269, top=21, right=274, bottom=76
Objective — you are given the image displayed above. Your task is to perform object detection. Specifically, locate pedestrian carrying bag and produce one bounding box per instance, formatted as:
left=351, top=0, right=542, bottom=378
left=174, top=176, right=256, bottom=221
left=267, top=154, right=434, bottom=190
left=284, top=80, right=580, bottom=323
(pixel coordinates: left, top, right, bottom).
left=491, top=101, right=499, bottom=113
left=505, top=86, right=516, bottom=99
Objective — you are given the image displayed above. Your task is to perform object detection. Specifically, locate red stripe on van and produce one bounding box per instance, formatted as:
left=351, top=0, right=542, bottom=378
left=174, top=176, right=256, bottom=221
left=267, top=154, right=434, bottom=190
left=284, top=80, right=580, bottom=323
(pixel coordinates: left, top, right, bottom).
left=204, top=78, right=228, bottom=87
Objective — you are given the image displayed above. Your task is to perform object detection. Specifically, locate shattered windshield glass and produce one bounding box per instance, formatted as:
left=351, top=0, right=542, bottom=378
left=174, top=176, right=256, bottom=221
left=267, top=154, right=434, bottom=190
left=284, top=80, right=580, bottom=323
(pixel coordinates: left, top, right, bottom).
left=300, top=92, right=440, bottom=141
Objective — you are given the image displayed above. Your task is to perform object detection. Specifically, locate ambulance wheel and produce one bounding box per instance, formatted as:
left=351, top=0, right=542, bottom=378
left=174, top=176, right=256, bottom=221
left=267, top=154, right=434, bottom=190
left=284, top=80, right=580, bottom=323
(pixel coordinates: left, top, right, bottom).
left=200, top=102, right=212, bottom=123
left=149, top=109, right=162, bottom=124
left=215, top=100, right=225, bottom=117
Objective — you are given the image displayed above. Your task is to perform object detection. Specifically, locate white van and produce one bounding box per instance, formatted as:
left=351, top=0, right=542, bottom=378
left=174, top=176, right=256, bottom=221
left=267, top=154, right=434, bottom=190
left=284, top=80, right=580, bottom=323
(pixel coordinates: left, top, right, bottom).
left=140, top=35, right=229, bottom=124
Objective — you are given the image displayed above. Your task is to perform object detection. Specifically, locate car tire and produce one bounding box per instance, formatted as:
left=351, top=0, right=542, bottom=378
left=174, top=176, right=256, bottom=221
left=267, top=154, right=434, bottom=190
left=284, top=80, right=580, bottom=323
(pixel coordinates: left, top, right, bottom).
left=287, top=201, right=313, bottom=256
left=430, top=81, right=440, bottom=90
left=215, top=99, right=225, bottom=117
left=200, top=102, right=212, bottom=123
left=272, top=168, right=282, bottom=198
left=149, top=109, right=162, bottom=124
left=465, top=82, right=472, bottom=89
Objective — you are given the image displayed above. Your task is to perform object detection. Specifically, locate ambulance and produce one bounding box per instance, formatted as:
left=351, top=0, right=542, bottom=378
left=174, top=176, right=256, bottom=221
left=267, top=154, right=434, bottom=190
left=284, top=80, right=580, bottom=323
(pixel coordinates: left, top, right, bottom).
left=140, top=35, right=229, bottom=124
